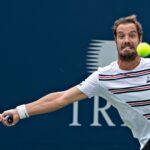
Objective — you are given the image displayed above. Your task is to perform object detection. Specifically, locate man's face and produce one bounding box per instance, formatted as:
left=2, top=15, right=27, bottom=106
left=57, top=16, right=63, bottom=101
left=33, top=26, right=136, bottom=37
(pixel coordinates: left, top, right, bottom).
left=115, top=23, right=141, bottom=61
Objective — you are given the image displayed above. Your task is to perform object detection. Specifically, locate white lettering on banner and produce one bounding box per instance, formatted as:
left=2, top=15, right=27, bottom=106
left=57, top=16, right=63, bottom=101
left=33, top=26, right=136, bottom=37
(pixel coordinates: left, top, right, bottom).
left=69, top=96, right=124, bottom=127
left=69, top=101, right=81, bottom=126
left=90, top=96, right=115, bottom=126
left=86, top=40, right=117, bottom=73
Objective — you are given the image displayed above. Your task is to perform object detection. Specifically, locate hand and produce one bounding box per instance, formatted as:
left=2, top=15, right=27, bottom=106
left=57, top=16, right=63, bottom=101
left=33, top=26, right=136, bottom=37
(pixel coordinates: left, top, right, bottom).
left=0, top=114, right=2, bottom=122
left=1, top=109, right=20, bottom=127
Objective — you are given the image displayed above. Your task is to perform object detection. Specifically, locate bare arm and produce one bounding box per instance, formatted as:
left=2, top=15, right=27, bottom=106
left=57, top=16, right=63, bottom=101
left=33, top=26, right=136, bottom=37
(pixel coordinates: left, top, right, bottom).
left=1, top=86, right=87, bottom=126
left=26, top=86, right=87, bottom=116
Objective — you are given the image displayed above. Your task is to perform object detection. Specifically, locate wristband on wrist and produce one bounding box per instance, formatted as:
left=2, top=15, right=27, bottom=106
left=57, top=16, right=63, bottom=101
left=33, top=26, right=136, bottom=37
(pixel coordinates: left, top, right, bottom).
left=16, top=104, right=29, bottom=119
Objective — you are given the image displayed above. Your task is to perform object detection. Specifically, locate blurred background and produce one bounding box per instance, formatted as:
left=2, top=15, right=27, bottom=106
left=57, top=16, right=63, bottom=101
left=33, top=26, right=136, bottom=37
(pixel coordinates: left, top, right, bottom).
left=0, top=0, right=149, bottom=150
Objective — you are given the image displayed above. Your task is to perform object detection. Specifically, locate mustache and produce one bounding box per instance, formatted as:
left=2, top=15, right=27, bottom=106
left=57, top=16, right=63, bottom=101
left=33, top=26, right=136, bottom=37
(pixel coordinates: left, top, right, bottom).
left=121, top=43, right=134, bottom=49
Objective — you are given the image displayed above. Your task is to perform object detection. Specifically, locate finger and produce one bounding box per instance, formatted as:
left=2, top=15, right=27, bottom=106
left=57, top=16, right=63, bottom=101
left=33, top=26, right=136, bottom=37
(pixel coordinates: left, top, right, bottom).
left=0, top=114, right=3, bottom=122
left=2, top=109, right=20, bottom=127
left=1, top=111, right=15, bottom=126
left=3, top=115, right=13, bottom=124
left=2, top=116, right=13, bottom=127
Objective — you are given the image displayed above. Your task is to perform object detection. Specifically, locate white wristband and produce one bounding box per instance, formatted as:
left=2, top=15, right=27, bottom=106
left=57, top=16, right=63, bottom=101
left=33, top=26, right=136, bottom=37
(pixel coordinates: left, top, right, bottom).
left=16, top=104, right=29, bottom=119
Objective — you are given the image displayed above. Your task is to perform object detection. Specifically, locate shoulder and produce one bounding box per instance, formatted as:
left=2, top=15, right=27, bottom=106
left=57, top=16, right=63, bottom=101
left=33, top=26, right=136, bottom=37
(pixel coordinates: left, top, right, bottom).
left=98, top=61, right=117, bottom=74
left=141, top=57, right=150, bottom=63
left=140, top=58, right=150, bottom=68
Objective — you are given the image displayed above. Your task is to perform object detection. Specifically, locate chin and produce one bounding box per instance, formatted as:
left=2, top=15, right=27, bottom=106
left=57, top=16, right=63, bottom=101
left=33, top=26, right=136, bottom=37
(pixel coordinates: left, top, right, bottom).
left=120, top=53, right=137, bottom=62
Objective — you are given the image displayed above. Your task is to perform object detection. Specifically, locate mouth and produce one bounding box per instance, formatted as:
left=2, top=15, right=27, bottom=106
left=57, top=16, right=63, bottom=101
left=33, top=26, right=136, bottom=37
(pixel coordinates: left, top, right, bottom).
left=119, top=44, right=137, bottom=61
left=122, top=45, right=134, bottom=52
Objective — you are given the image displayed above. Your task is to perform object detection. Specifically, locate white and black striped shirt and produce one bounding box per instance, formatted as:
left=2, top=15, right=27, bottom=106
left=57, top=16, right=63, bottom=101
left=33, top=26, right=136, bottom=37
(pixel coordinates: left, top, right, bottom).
left=77, top=58, right=150, bottom=150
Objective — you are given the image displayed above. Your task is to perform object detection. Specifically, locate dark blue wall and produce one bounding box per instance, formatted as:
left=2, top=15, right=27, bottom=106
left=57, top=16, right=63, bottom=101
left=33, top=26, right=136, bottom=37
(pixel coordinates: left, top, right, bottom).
left=0, top=0, right=149, bottom=150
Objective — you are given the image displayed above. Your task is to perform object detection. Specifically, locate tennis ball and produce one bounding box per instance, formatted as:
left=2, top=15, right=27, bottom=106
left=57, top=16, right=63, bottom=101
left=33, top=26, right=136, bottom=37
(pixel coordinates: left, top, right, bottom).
left=136, top=42, right=150, bottom=57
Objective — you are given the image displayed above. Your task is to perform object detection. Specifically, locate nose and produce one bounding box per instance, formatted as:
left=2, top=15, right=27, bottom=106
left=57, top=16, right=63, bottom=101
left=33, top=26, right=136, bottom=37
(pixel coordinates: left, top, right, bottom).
left=124, top=36, right=130, bottom=43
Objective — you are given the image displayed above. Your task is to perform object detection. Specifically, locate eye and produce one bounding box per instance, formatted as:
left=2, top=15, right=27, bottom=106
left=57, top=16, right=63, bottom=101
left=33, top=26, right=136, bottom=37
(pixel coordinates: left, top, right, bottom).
left=130, top=33, right=135, bottom=38
left=117, top=34, right=124, bottom=39
left=129, top=32, right=137, bottom=38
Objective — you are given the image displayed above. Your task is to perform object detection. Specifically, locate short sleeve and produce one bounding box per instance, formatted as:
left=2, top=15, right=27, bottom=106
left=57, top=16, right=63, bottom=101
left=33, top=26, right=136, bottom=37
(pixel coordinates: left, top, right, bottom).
left=76, top=70, right=104, bottom=98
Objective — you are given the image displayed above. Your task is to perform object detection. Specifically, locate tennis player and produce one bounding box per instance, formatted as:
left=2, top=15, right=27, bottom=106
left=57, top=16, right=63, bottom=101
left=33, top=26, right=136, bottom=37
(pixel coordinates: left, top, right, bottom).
left=0, top=15, right=150, bottom=150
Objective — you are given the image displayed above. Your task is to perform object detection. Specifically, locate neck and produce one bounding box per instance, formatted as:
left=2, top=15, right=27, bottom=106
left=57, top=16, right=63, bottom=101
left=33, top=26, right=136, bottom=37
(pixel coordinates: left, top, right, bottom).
left=118, top=56, right=141, bottom=71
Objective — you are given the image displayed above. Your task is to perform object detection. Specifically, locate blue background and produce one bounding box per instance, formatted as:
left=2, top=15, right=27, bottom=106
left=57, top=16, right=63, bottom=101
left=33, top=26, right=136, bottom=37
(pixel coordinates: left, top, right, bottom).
left=0, top=0, right=149, bottom=150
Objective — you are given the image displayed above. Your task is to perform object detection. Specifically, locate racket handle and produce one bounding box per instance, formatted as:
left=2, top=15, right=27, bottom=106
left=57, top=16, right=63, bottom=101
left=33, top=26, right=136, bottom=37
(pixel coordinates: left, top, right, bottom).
left=4, top=115, right=13, bottom=124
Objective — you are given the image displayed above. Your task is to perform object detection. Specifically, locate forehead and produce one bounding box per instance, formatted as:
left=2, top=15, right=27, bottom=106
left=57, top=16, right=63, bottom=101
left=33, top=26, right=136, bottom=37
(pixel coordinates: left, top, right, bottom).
left=116, top=23, right=137, bottom=34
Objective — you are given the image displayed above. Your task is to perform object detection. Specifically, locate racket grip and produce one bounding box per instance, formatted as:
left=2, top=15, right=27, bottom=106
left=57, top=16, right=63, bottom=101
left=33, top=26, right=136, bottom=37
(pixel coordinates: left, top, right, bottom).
left=4, top=115, right=13, bottom=124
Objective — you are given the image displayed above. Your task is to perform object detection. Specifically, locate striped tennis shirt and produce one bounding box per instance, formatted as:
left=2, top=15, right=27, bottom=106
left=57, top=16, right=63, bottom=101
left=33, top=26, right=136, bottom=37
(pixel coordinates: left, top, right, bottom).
left=77, top=57, right=150, bottom=149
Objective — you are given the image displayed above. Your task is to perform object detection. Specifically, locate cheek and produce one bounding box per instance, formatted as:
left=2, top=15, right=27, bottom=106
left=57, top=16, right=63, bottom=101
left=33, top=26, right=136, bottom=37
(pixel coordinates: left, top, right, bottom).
left=115, top=41, right=121, bottom=53
left=116, top=40, right=122, bottom=49
left=133, top=40, right=140, bottom=47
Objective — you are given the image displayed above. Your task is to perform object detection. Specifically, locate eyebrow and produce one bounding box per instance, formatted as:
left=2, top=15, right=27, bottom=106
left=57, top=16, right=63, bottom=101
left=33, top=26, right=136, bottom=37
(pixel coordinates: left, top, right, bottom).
left=129, top=31, right=137, bottom=34
left=117, top=30, right=137, bottom=34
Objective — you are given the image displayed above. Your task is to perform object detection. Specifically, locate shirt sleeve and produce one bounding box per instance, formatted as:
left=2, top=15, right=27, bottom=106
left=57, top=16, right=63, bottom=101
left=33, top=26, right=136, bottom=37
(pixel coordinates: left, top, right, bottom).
left=76, top=70, right=105, bottom=98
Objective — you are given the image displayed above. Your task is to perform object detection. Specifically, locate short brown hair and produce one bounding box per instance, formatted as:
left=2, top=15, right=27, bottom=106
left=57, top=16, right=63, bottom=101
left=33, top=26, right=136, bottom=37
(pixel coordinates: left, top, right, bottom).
left=112, top=15, right=143, bottom=38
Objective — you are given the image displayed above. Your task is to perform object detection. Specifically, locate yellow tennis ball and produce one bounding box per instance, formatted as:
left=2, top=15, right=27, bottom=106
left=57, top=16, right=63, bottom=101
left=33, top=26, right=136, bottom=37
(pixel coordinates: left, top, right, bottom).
left=136, top=42, right=150, bottom=57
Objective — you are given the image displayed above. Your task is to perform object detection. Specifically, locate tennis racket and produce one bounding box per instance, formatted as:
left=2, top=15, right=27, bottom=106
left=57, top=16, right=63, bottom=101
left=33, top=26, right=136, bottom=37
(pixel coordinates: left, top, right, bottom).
left=3, top=115, right=13, bottom=124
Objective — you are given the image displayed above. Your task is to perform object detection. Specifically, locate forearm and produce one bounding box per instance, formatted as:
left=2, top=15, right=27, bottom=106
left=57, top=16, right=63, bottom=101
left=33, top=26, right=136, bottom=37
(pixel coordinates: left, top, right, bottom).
left=25, top=86, right=87, bottom=117
left=1, top=87, right=87, bottom=126
left=26, top=91, right=66, bottom=117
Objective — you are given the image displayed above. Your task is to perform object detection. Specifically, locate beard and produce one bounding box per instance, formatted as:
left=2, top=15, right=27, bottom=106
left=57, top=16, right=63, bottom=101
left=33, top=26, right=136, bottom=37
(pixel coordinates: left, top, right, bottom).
left=119, top=43, right=137, bottom=62
left=119, top=50, right=137, bottom=61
